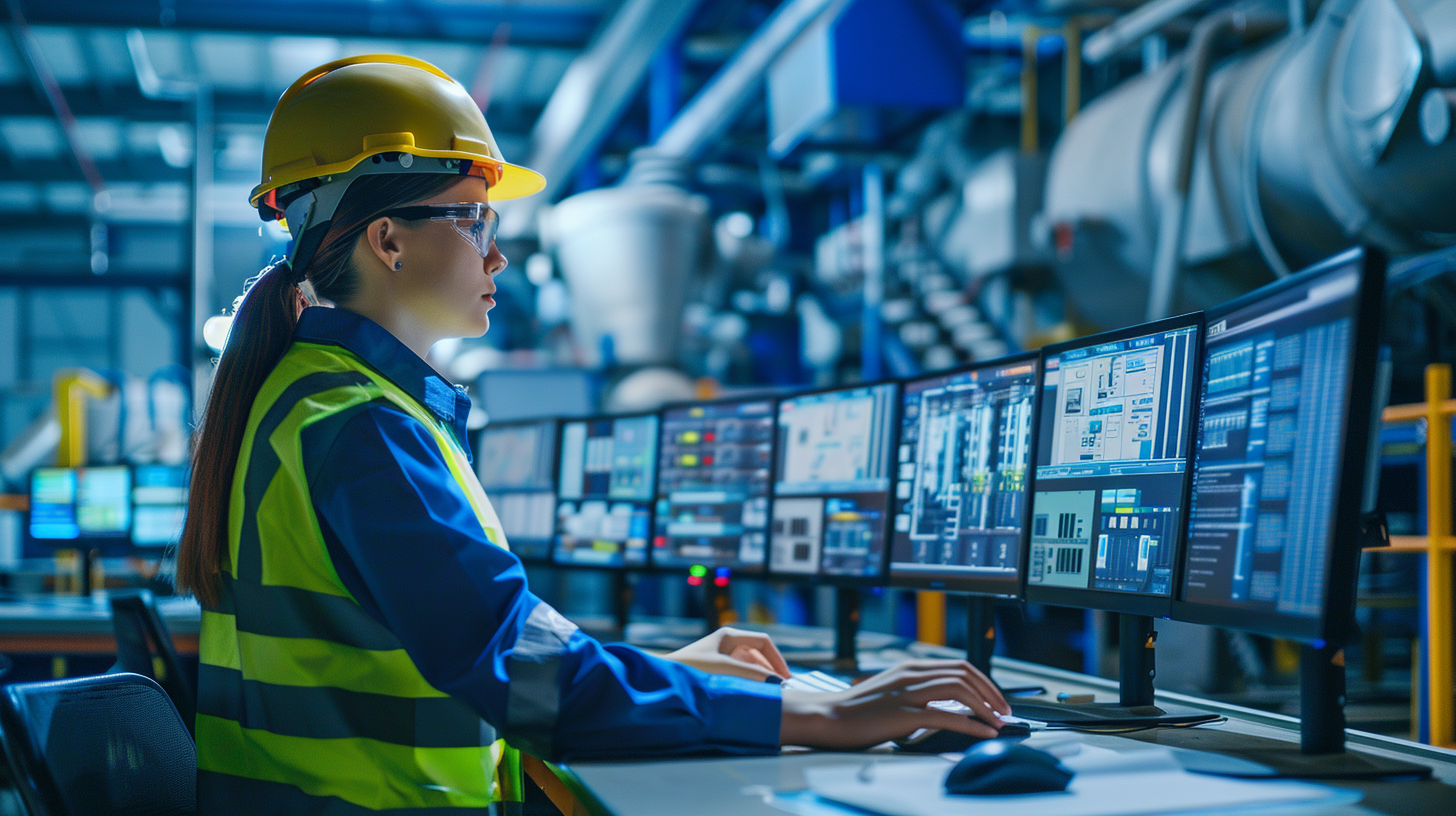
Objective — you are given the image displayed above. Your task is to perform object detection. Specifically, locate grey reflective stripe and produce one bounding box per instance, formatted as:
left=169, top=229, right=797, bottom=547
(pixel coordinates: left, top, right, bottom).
left=219, top=573, right=403, bottom=651
left=197, top=664, right=487, bottom=748
left=198, top=770, right=505, bottom=815
left=505, top=601, right=577, bottom=758
left=237, top=370, right=376, bottom=584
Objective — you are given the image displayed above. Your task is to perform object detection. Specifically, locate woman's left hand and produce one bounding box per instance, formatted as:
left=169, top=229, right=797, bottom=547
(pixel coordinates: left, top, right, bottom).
left=663, top=627, right=793, bottom=682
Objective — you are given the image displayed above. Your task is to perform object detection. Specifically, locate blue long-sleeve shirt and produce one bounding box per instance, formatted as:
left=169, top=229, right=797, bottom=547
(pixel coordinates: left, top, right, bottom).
left=294, top=306, right=782, bottom=761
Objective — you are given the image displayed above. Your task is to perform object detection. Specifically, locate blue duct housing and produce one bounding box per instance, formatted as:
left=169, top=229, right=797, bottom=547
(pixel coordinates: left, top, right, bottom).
left=767, top=0, right=965, bottom=157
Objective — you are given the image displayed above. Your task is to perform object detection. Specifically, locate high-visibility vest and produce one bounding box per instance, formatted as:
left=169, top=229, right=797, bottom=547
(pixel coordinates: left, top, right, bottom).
left=196, top=340, right=524, bottom=813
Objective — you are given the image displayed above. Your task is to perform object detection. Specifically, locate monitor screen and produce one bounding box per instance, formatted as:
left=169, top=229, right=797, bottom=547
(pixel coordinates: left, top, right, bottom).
left=553, top=414, right=659, bottom=568
left=477, top=419, right=559, bottom=562
left=30, top=468, right=79, bottom=540
left=889, top=355, right=1039, bottom=595
left=77, top=466, right=131, bottom=537
left=1175, top=250, right=1381, bottom=641
left=770, top=383, right=898, bottom=580
left=1025, top=315, right=1202, bottom=616
left=653, top=398, right=776, bottom=572
left=131, top=464, right=187, bottom=547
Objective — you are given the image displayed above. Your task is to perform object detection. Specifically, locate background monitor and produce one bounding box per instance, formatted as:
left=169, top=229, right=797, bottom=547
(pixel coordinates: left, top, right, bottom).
left=77, top=466, right=131, bottom=538
left=1174, top=248, right=1385, bottom=644
left=553, top=413, right=659, bottom=568
left=769, top=383, right=898, bottom=581
left=1024, top=314, right=1203, bottom=617
left=29, top=468, right=79, bottom=540
left=889, top=353, right=1040, bottom=596
left=653, top=398, right=776, bottom=573
left=477, top=419, right=559, bottom=562
left=131, top=464, right=188, bottom=547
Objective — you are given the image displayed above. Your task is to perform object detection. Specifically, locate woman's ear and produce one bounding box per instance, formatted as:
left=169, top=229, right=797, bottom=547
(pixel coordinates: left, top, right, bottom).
left=364, top=216, right=405, bottom=271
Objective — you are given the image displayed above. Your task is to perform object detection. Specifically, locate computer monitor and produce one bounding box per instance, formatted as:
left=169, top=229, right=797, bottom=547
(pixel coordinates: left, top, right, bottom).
left=1173, top=248, right=1385, bottom=645
left=131, top=464, right=188, bottom=547
left=889, top=353, right=1040, bottom=596
left=653, top=397, right=776, bottom=573
left=30, top=468, right=79, bottom=540
left=553, top=412, right=659, bottom=568
left=1024, top=314, right=1203, bottom=618
left=477, top=419, right=559, bottom=563
left=769, top=382, right=898, bottom=582
left=30, top=466, right=132, bottom=541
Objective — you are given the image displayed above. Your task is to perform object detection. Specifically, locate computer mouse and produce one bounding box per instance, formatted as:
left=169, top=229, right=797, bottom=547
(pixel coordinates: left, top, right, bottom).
left=943, top=740, right=1074, bottom=796
left=895, top=720, right=1030, bottom=754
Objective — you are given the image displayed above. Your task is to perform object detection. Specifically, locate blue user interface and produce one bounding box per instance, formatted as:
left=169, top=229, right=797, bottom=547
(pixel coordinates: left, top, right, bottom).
left=890, top=359, right=1038, bottom=593
left=31, top=466, right=132, bottom=540
left=1181, top=261, right=1363, bottom=618
left=477, top=420, right=558, bottom=562
left=554, top=415, right=659, bottom=567
left=770, top=383, right=898, bottom=578
left=131, top=464, right=188, bottom=547
left=1027, top=324, right=1199, bottom=597
left=654, top=399, right=775, bottom=572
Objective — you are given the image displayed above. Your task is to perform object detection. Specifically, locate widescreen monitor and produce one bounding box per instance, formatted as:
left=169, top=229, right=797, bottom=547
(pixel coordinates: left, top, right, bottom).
left=553, top=413, right=659, bottom=568
left=477, top=419, right=559, bottom=562
left=1024, top=314, right=1203, bottom=617
left=131, top=464, right=188, bottom=547
left=653, top=398, right=776, bottom=573
left=769, top=383, right=898, bottom=581
left=1173, top=248, right=1385, bottom=644
left=30, top=466, right=132, bottom=540
left=889, top=353, right=1040, bottom=596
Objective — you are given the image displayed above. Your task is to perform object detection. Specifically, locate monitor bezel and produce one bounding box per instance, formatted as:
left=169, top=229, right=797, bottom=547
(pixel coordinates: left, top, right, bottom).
left=887, top=351, right=1043, bottom=598
left=1170, top=246, right=1386, bottom=645
left=1021, top=311, right=1206, bottom=619
left=652, top=392, right=782, bottom=576
left=475, top=416, right=563, bottom=565
left=766, top=380, right=902, bottom=587
left=551, top=410, right=662, bottom=572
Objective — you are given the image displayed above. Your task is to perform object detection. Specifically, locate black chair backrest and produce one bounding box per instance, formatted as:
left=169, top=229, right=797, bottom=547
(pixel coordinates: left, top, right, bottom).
left=109, top=590, right=195, bottom=732
left=0, top=673, right=196, bottom=816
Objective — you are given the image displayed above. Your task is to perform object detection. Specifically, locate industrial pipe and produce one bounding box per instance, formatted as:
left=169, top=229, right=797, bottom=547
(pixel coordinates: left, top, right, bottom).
left=1083, top=0, right=1218, bottom=64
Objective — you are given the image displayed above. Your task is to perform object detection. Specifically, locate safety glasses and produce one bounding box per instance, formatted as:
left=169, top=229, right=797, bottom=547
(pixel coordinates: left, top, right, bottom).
left=384, top=202, right=499, bottom=258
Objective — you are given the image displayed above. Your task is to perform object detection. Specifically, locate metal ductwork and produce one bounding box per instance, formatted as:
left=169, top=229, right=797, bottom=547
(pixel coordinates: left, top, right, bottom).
left=1044, top=0, right=1456, bottom=329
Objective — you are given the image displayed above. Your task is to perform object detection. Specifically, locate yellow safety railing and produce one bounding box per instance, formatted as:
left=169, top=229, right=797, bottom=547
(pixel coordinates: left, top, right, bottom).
left=1376, top=363, right=1455, bottom=748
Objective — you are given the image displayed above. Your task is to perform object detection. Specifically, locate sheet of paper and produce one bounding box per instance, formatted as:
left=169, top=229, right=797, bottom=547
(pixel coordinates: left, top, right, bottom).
left=804, top=746, right=1361, bottom=816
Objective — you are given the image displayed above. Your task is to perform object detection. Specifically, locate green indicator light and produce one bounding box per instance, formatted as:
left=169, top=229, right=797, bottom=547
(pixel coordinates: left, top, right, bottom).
left=690, top=565, right=708, bottom=578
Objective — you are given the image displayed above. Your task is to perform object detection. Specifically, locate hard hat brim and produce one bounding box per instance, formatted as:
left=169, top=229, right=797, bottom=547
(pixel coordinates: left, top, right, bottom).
left=250, top=147, right=545, bottom=210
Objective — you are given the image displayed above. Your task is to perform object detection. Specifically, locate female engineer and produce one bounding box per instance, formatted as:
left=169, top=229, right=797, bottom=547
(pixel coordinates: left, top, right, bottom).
left=176, top=55, right=1010, bottom=814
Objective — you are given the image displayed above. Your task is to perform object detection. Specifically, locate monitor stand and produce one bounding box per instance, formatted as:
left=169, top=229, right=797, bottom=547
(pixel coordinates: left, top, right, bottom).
left=833, top=586, right=860, bottom=673
left=1009, top=614, right=1220, bottom=727
left=964, top=597, right=1045, bottom=697
left=702, top=581, right=731, bottom=633
left=1165, top=643, right=1432, bottom=780
left=612, top=572, right=633, bottom=637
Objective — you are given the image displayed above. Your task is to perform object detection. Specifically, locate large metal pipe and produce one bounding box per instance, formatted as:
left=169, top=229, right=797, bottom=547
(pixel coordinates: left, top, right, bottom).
left=1083, top=0, right=1219, bottom=64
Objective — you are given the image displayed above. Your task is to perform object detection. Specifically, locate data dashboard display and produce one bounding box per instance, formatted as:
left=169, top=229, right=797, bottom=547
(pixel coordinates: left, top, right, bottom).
left=478, top=420, right=558, bottom=561
left=770, top=384, right=897, bottom=578
left=30, top=468, right=79, bottom=540
left=1180, top=260, right=1364, bottom=620
left=131, top=465, right=187, bottom=547
left=890, top=358, right=1038, bottom=593
left=1027, top=320, right=1200, bottom=603
left=554, top=415, right=658, bottom=567
left=654, top=400, right=775, bottom=571
left=30, top=467, right=132, bottom=540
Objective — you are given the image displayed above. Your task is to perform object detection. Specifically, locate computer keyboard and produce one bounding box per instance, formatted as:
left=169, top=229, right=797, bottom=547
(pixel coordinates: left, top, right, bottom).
left=782, top=671, right=852, bottom=692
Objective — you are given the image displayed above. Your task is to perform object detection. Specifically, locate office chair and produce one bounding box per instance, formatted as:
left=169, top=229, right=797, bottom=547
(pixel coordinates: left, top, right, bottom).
left=0, top=673, right=195, bottom=816
left=109, top=589, right=195, bottom=733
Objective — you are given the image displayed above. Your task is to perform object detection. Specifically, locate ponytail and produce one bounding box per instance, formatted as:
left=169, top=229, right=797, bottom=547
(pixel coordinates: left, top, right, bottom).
left=176, top=260, right=302, bottom=606
left=175, top=173, right=462, bottom=606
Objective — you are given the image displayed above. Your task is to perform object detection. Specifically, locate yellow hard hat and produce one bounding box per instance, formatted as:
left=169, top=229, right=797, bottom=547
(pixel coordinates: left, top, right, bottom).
left=250, top=54, right=544, bottom=221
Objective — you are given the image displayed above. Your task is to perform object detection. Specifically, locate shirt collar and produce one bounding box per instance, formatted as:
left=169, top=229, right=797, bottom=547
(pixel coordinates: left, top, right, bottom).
left=294, top=306, right=473, bottom=458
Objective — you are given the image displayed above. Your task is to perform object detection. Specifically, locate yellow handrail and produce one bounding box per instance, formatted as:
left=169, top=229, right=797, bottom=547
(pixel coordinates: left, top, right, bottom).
left=52, top=369, right=112, bottom=468
left=1424, top=365, right=1454, bottom=748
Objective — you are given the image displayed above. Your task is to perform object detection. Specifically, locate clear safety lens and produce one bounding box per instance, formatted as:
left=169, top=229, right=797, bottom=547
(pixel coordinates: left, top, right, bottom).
left=449, top=207, right=500, bottom=258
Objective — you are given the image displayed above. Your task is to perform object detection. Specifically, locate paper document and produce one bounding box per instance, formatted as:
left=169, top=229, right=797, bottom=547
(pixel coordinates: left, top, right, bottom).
left=803, top=745, right=1360, bottom=816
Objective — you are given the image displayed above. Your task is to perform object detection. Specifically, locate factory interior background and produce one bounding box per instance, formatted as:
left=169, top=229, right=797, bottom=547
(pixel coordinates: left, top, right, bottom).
left=0, top=0, right=1454, bottom=765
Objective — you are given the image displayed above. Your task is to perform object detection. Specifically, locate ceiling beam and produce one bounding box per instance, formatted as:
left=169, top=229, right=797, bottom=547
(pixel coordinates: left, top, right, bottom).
left=12, top=0, right=603, bottom=48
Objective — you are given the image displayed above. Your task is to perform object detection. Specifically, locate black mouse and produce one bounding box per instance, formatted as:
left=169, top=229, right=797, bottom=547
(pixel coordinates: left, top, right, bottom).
left=943, top=740, right=1074, bottom=796
left=896, top=720, right=1031, bottom=754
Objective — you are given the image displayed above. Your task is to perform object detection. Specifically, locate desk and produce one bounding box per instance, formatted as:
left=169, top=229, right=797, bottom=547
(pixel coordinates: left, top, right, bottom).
left=559, top=655, right=1456, bottom=816
left=0, top=595, right=201, bottom=655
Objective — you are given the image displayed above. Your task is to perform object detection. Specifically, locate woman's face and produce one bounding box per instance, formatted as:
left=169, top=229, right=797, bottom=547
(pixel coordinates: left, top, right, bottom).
left=389, top=176, right=506, bottom=339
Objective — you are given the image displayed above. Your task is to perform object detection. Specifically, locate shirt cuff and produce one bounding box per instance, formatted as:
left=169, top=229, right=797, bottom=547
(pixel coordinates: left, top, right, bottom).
left=699, top=674, right=783, bottom=752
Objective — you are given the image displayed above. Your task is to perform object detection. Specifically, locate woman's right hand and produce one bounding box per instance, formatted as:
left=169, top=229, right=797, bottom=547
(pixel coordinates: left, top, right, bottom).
left=778, top=660, right=1012, bottom=750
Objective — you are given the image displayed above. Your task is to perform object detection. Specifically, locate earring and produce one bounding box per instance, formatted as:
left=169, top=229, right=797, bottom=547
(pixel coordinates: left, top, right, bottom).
left=394, top=261, right=403, bottom=270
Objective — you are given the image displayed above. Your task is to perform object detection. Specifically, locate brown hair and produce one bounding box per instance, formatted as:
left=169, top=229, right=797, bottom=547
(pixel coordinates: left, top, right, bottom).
left=176, top=173, right=460, bottom=607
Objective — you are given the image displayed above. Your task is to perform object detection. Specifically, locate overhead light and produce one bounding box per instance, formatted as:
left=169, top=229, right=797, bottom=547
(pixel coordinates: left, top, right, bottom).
left=157, top=125, right=192, bottom=168
left=203, top=315, right=232, bottom=354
